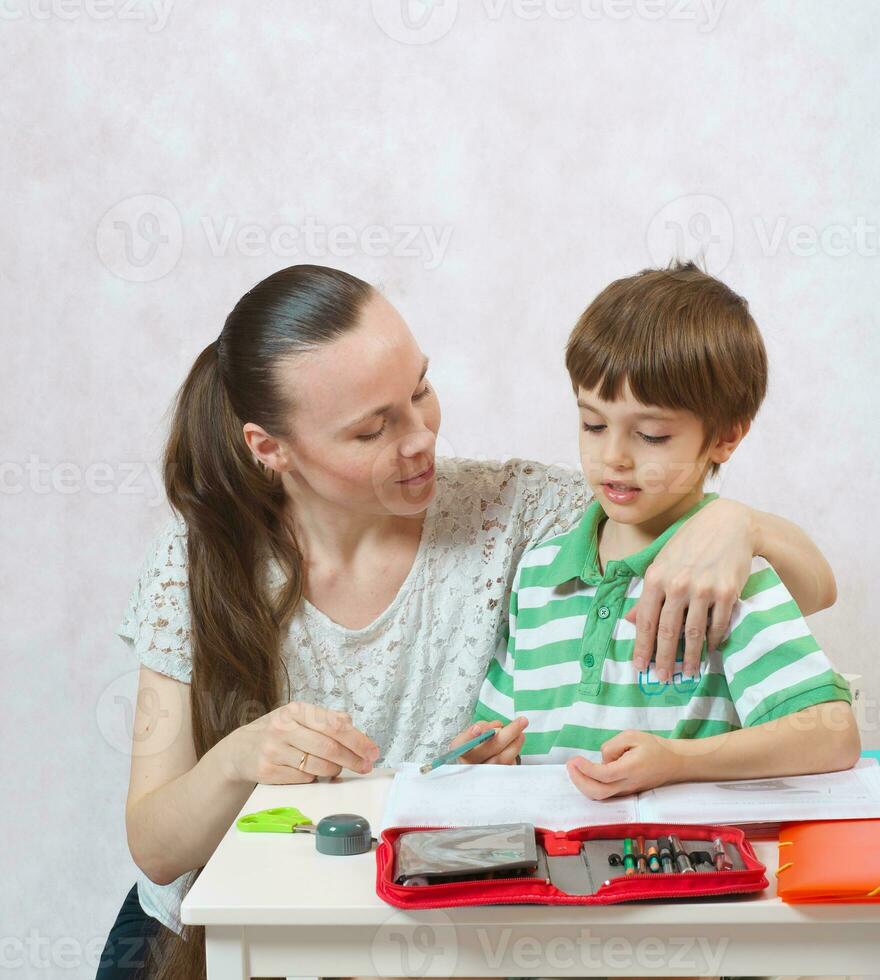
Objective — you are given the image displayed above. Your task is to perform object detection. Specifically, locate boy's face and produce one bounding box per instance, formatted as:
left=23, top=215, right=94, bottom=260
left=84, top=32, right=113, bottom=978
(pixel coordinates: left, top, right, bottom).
left=576, top=381, right=739, bottom=529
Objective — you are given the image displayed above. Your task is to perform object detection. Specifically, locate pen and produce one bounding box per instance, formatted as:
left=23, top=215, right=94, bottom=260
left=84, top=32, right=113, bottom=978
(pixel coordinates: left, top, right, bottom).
left=419, top=728, right=497, bottom=773
left=669, top=834, right=695, bottom=873
left=635, top=835, right=647, bottom=874
left=657, top=835, right=675, bottom=874
left=712, top=836, right=733, bottom=871
left=646, top=842, right=661, bottom=872
left=623, top=838, right=636, bottom=876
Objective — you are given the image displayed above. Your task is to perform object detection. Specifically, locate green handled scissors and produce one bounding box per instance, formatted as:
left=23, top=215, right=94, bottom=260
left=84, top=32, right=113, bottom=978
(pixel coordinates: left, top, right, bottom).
left=236, top=806, right=314, bottom=834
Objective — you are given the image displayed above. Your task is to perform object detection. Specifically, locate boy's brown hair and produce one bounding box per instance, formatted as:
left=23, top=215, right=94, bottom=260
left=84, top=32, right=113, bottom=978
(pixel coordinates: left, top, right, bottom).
left=565, top=261, right=768, bottom=476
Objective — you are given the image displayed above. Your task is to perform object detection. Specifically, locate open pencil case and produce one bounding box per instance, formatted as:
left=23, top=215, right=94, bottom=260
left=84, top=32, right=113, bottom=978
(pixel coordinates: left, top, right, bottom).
left=376, top=822, right=768, bottom=908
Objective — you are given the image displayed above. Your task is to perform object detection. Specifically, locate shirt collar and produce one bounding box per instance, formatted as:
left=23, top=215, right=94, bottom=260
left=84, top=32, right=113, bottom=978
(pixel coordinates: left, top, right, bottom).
left=541, top=492, right=719, bottom=586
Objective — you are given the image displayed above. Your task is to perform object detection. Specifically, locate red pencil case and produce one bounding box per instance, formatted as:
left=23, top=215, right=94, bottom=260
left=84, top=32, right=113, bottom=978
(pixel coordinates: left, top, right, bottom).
left=376, top=822, right=768, bottom=908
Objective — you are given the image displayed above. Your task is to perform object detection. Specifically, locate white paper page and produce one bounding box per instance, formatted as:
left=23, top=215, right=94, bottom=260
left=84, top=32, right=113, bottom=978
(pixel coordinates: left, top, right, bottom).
left=637, top=759, right=880, bottom=825
left=380, top=764, right=638, bottom=832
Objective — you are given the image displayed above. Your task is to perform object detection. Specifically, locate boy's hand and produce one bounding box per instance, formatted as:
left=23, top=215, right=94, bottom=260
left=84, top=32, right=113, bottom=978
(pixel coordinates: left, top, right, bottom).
left=565, top=730, right=686, bottom=800
left=449, top=718, right=528, bottom=764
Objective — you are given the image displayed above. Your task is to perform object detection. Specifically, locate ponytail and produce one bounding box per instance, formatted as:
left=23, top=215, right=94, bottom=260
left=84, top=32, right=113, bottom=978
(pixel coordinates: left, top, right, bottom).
left=165, top=338, right=297, bottom=756
left=143, top=265, right=372, bottom=980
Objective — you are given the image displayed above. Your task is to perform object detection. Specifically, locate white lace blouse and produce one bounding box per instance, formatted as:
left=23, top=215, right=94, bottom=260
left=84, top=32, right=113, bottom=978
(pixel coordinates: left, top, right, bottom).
left=117, top=457, right=587, bottom=934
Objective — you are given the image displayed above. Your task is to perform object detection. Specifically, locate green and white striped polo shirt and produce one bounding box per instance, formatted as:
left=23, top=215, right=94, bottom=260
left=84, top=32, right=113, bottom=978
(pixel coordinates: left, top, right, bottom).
left=474, top=493, right=851, bottom=763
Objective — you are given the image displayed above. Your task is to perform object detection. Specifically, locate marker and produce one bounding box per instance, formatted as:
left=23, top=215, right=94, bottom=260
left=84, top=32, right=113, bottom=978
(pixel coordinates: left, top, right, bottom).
left=646, top=842, right=661, bottom=873
left=635, top=835, right=648, bottom=874
left=419, top=728, right=497, bottom=773
left=712, top=836, right=733, bottom=871
left=657, top=835, right=675, bottom=874
left=669, top=834, right=695, bottom=873
left=623, top=838, right=636, bottom=876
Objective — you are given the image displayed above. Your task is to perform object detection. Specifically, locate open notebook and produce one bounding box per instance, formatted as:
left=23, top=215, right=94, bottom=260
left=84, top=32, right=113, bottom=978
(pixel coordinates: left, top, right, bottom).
left=380, top=759, right=880, bottom=837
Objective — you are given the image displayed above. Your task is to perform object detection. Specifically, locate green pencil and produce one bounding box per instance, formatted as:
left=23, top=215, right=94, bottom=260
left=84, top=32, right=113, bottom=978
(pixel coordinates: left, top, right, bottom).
left=419, top=729, right=497, bottom=773
left=623, top=838, right=636, bottom=876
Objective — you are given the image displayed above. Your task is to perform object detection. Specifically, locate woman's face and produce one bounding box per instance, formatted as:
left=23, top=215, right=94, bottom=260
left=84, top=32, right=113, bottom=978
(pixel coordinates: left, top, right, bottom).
left=256, top=291, right=441, bottom=518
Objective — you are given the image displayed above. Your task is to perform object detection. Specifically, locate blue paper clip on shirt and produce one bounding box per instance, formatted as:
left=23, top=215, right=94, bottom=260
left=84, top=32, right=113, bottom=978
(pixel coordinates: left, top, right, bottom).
left=638, top=663, right=701, bottom=697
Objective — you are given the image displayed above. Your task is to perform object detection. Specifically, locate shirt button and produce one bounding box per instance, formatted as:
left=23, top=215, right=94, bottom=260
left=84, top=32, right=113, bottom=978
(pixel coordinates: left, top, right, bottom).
left=597, top=605, right=611, bottom=619
left=583, top=653, right=595, bottom=667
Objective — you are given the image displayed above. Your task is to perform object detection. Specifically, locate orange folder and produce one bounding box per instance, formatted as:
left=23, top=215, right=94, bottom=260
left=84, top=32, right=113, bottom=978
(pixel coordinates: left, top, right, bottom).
left=776, top=819, right=880, bottom=903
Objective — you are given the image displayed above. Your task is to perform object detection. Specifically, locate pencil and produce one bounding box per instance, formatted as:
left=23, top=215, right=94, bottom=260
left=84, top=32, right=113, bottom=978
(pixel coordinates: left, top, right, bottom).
left=419, top=729, right=497, bottom=773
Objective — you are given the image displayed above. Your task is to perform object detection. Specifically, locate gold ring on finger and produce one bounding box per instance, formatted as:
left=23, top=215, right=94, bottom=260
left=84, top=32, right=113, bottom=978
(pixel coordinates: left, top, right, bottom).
left=298, top=751, right=309, bottom=771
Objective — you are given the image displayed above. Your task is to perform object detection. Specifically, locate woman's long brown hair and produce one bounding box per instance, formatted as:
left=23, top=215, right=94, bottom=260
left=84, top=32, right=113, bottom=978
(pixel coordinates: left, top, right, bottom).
left=141, top=265, right=373, bottom=980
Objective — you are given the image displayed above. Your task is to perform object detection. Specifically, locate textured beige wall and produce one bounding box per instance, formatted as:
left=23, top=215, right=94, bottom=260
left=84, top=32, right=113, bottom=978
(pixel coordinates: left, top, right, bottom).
left=3, top=1, right=879, bottom=974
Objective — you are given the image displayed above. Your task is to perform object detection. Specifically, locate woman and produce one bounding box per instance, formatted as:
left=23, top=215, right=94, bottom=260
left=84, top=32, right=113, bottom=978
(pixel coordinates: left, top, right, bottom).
left=97, top=265, right=836, bottom=980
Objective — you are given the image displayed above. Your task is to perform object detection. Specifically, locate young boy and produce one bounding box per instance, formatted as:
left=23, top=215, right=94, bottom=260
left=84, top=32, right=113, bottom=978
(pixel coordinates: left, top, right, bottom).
left=465, top=261, right=859, bottom=799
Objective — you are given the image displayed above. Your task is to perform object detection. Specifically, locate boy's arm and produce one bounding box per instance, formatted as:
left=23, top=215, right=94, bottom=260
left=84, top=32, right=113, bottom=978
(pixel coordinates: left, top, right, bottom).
left=568, top=702, right=859, bottom=799
left=675, top=701, right=860, bottom=780
left=472, top=562, right=522, bottom=728
left=678, top=559, right=860, bottom=774
left=450, top=566, right=528, bottom=763
left=472, top=629, right=516, bottom=728
left=570, top=557, right=857, bottom=800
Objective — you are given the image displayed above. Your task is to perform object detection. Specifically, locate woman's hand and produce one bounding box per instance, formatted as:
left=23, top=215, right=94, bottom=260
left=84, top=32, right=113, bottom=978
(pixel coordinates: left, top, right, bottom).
left=565, top=730, right=686, bottom=800
left=449, top=718, right=528, bottom=764
left=225, top=700, right=380, bottom=784
left=627, top=498, right=755, bottom=681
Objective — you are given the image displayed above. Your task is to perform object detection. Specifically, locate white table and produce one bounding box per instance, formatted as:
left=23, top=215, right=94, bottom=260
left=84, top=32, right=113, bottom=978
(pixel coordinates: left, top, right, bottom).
left=181, top=769, right=880, bottom=978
